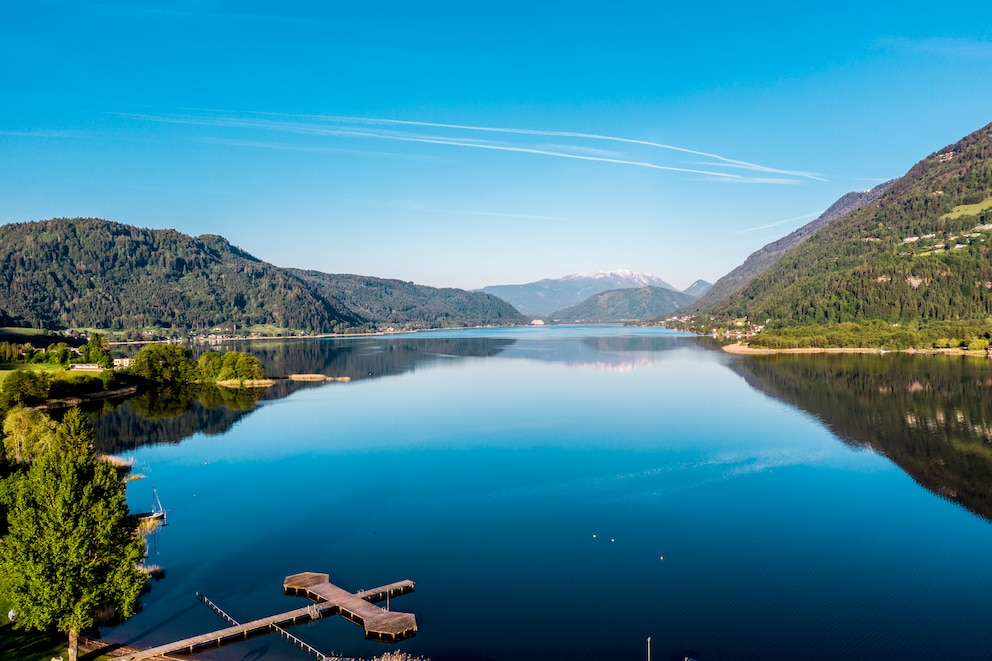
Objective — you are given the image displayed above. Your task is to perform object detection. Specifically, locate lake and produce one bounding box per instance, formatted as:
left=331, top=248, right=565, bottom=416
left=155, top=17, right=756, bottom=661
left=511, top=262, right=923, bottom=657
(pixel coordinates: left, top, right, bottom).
left=98, top=326, right=992, bottom=661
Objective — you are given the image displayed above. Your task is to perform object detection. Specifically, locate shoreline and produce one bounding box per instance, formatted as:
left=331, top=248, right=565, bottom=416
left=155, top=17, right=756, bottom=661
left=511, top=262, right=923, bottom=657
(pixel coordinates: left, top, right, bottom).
left=721, top=342, right=985, bottom=356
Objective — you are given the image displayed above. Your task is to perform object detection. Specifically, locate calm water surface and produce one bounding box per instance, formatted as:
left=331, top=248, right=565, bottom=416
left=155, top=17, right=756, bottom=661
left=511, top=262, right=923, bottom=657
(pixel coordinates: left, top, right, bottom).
left=99, top=326, right=992, bottom=660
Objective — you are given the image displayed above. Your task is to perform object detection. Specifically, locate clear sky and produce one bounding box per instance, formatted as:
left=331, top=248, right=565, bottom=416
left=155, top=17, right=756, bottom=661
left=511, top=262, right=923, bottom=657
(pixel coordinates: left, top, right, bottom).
left=2, top=1, right=991, bottom=290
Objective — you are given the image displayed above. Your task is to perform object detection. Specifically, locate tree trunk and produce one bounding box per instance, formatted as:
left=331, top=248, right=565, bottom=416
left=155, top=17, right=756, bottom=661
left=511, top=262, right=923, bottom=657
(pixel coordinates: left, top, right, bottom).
left=68, top=626, right=78, bottom=661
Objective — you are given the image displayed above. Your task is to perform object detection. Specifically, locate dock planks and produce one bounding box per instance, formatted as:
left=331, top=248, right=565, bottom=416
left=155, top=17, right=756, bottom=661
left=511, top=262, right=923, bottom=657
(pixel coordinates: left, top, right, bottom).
left=117, top=572, right=416, bottom=660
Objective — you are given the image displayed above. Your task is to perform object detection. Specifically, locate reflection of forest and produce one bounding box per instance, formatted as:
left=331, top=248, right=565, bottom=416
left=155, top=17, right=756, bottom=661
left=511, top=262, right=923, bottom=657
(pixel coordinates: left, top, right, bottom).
left=193, top=336, right=515, bottom=380
left=90, top=381, right=308, bottom=454
left=729, top=353, right=992, bottom=521
left=92, top=338, right=515, bottom=452
left=93, top=334, right=698, bottom=454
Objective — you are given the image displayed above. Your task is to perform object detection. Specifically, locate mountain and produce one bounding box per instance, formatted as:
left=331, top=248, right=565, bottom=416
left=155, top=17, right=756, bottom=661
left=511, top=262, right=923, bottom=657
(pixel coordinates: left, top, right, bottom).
left=688, top=180, right=893, bottom=313
left=705, top=121, right=992, bottom=325
left=287, top=270, right=524, bottom=329
left=483, top=269, right=676, bottom=316
left=0, top=218, right=526, bottom=333
left=681, top=279, right=712, bottom=298
left=549, top=286, right=696, bottom=322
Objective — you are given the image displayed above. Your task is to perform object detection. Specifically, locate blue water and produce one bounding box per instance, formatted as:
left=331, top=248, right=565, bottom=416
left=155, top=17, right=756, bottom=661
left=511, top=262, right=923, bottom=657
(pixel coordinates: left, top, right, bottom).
left=103, top=327, right=992, bottom=660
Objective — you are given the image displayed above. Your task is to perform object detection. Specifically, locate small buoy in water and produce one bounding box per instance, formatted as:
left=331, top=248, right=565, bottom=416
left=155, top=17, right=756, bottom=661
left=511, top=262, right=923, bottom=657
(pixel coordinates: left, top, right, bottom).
left=659, top=556, right=664, bottom=561
left=592, top=534, right=596, bottom=538
left=611, top=538, right=615, bottom=543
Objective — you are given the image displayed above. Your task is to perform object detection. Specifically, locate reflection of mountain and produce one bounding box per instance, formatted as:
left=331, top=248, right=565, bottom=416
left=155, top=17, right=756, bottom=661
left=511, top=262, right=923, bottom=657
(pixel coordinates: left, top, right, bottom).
left=93, top=334, right=695, bottom=452
left=729, top=353, right=992, bottom=521
left=500, top=335, right=697, bottom=371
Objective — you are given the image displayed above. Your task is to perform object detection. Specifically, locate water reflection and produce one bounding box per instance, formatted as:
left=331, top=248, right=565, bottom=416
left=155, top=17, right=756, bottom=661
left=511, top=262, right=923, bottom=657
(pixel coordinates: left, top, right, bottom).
left=205, top=336, right=515, bottom=381
left=94, top=331, right=697, bottom=451
left=729, top=353, right=992, bottom=520
left=91, top=384, right=275, bottom=454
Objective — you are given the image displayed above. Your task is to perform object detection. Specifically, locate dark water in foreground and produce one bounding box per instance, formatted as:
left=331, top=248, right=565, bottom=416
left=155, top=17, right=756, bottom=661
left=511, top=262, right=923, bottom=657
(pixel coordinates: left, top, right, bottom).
left=99, top=326, right=992, bottom=660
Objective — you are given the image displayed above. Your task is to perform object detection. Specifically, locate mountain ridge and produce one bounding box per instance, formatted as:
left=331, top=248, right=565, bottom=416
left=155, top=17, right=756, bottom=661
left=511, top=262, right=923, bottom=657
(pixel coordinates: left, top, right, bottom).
left=703, top=121, right=992, bottom=326
left=548, top=286, right=697, bottom=323
left=482, top=269, right=677, bottom=316
left=688, top=180, right=894, bottom=313
left=0, top=218, right=525, bottom=333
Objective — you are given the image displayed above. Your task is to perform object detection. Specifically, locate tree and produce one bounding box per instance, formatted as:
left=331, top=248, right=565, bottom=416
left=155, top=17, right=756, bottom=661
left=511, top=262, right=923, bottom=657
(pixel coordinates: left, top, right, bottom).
left=129, top=343, right=197, bottom=385
left=213, top=351, right=265, bottom=382
left=78, top=333, right=111, bottom=368
left=0, top=369, right=50, bottom=409
left=2, top=405, right=56, bottom=463
left=234, top=353, right=265, bottom=380
left=0, top=409, right=146, bottom=661
left=197, top=350, right=223, bottom=380
left=43, top=342, right=73, bottom=366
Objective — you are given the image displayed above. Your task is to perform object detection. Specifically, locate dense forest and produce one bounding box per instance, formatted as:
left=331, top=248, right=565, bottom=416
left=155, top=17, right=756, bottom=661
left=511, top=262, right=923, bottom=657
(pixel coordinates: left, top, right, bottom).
left=688, top=180, right=893, bottom=312
left=288, top=270, right=524, bottom=329
left=0, top=218, right=525, bottom=334
left=704, top=122, right=992, bottom=327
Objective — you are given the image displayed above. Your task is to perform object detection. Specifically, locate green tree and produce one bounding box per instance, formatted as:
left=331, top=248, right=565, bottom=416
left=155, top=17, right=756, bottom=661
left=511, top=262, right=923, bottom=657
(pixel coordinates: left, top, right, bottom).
left=0, top=369, right=50, bottom=409
left=44, top=342, right=73, bottom=366
left=130, top=343, right=196, bottom=385
left=217, top=350, right=241, bottom=381
left=234, top=353, right=265, bottom=380
left=0, top=409, right=146, bottom=661
left=78, top=333, right=111, bottom=368
left=2, top=406, right=56, bottom=463
left=197, top=350, right=223, bottom=380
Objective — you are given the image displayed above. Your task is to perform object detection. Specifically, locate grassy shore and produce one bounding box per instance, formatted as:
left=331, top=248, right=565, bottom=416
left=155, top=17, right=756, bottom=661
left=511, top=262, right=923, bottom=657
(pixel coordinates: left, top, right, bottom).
left=721, top=342, right=985, bottom=356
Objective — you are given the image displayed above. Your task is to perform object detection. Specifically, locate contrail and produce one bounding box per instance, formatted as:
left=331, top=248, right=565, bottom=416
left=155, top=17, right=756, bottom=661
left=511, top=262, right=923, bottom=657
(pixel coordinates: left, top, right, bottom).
left=736, top=211, right=821, bottom=234
left=264, top=112, right=828, bottom=182
left=114, top=111, right=824, bottom=183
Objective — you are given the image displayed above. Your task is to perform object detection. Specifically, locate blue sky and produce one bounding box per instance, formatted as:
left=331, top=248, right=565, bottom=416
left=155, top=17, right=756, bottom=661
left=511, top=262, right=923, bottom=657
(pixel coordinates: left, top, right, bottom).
left=2, top=1, right=991, bottom=290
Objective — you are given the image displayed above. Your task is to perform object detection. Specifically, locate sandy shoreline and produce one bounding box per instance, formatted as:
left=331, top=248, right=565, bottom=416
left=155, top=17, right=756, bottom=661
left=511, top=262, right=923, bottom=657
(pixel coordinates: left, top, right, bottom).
left=721, top=342, right=981, bottom=356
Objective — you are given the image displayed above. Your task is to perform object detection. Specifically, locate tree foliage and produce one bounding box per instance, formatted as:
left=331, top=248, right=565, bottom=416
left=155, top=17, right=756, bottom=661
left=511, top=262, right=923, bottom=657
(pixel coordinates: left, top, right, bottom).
left=0, top=408, right=146, bottom=661
left=197, top=350, right=265, bottom=381
left=2, top=406, right=56, bottom=463
left=129, top=343, right=197, bottom=385
left=76, top=333, right=111, bottom=368
left=0, top=369, right=51, bottom=409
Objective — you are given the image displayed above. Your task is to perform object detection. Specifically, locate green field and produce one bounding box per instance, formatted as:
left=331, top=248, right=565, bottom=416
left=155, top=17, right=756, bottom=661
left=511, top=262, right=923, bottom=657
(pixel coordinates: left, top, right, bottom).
left=0, top=362, right=61, bottom=378
left=940, top=197, right=992, bottom=220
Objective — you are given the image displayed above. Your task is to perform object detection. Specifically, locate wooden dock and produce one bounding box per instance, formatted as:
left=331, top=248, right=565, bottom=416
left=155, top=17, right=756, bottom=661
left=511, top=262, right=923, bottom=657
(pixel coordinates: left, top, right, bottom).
left=117, top=572, right=416, bottom=661
left=284, top=572, right=417, bottom=643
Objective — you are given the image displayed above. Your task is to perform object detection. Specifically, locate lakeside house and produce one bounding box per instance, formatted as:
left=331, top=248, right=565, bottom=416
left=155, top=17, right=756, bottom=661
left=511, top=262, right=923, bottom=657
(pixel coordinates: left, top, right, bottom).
left=67, top=363, right=104, bottom=372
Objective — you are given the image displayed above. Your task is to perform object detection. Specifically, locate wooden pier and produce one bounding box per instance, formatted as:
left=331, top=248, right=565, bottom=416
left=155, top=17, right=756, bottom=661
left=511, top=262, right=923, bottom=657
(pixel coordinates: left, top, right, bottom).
left=284, top=572, right=417, bottom=643
left=117, top=572, right=416, bottom=661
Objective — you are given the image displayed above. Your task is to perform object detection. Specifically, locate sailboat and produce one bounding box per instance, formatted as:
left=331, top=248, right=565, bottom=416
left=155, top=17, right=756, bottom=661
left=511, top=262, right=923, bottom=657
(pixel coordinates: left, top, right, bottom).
left=138, top=487, right=166, bottom=524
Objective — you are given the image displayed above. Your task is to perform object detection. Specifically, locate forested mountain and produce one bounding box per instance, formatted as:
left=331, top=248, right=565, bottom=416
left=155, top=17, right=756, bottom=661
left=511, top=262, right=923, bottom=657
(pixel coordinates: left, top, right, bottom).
left=706, top=122, right=992, bottom=325
left=0, top=218, right=524, bottom=333
left=689, top=181, right=893, bottom=313
left=549, top=286, right=696, bottom=322
left=483, top=269, right=676, bottom=316
left=287, top=270, right=524, bottom=329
